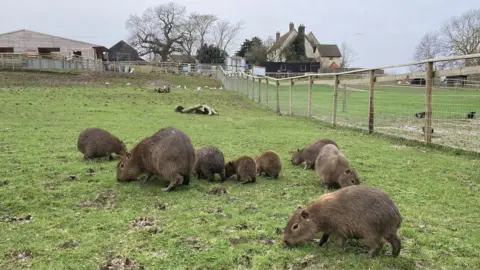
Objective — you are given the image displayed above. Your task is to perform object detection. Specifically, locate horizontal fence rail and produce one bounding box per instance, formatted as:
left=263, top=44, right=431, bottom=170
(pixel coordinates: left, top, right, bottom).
left=217, top=53, right=480, bottom=154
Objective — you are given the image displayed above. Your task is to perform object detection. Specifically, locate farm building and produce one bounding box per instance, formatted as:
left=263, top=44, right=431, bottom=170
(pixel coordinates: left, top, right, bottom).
left=262, top=61, right=321, bottom=73
left=268, top=22, right=342, bottom=71
left=0, top=29, right=108, bottom=60
left=107, top=40, right=144, bottom=62
left=225, top=56, right=246, bottom=72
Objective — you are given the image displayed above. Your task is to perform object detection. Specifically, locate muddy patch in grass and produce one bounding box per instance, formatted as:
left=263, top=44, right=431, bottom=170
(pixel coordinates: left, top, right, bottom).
left=57, top=240, right=80, bottom=249
left=286, top=254, right=316, bottom=270
left=79, top=190, right=115, bottom=208
left=155, top=203, right=169, bottom=210
left=8, top=249, right=32, bottom=262
left=207, top=185, right=228, bottom=196
left=100, top=253, right=145, bottom=270
left=205, top=207, right=231, bottom=218
left=131, top=217, right=161, bottom=234
left=228, top=235, right=250, bottom=245
left=180, top=236, right=211, bottom=252
left=258, top=234, right=276, bottom=245
left=3, top=215, right=32, bottom=222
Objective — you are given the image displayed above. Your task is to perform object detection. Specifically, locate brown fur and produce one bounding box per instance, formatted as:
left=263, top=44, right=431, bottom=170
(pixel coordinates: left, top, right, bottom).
left=77, top=127, right=126, bottom=160
left=224, top=155, right=257, bottom=184
left=315, top=144, right=360, bottom=189
left=254, top=150, right=282, bottom=178
left=291, top=138, right=338, bottom=170
left=194, top=146, right=226, bottom=181
left=283, top=185, right=403, bottom=258
left=116, top=127, right=196, bottom=192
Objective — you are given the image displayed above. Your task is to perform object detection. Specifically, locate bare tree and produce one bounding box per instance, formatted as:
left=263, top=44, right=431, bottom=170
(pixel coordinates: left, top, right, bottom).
left=189, top=13, right=218, bottom=47
left=263, top=36, right=276, bottom=61
left=410, top=31, right=451, bottom=71
left=126, top=2, right=186, bottom=61
left=339, top=42, right=358, bottom=69
left=181, top=17, right=197, bottom=56
left=212, top=19, right=245, bottom=52
left=441, top=8, right=480, bottom=66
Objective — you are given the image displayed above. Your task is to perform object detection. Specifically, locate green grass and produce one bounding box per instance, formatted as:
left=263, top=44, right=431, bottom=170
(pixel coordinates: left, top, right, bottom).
left=1, top=71, right=480, bottom=269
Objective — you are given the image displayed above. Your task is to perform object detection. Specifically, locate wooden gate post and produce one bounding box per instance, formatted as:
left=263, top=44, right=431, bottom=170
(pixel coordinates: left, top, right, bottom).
left=425, top=61, right=434, bottom=143
left=368, top=70, right=376, bottom=133
left=265, top=78, right=269, bottom=107
left=332, top=75, right=340, bottom=127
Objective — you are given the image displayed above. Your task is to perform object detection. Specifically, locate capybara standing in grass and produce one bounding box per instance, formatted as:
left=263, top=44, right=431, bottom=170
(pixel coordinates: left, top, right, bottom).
left=77, top=127, right=127, bottom=160
left=116, top=127, right=196, bottom=192
left=255, top=150, right=282, bottom=178
left=225, top=155, right=257, bottom=184
left=194, top=146, right=226, bottom=181
left=291, top=138, right=338, bottom=170
left=283, top=185, right=403, bottom=258
left=315, top=144, right=360, bottom=189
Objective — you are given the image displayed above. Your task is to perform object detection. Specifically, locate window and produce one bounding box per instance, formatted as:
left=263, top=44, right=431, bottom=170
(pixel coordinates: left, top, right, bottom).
left=300, top=64, right=307, bottom=71
left=329, top=57, right=333, bottom=60
left=0, top=47, right=14, bottom=53
left=280, top=64, right=286, bottom=71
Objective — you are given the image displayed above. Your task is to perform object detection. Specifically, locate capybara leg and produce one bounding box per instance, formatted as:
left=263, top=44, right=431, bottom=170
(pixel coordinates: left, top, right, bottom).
left=204, top=170, right=215, bottom=181
left=303, top=163, right=309, bottom=170
left=367, top=239, right=384, bottom=258
left=385, top=233, right=402, bottom=257
left=162, top=174, right=182, bottom=192
left=239, top=175, right=252, bottom=184
left=338, top=237, right=347, bottom=251
left=182, top=174, right=191, bottom=185
left=251, top=176, right=256, bottom=183
left=256, top=166, right=262, bottom=176
left=104, top=153, right=114, bottom=161
left=272, top=172, right=279, bottom=179
left=219, top=169, right=227, bottom=182
left=318, top=234, right=330, bottom=246
left=142, top=172, right=153, bottom=183
left=196, top=170, right=204, bottom=179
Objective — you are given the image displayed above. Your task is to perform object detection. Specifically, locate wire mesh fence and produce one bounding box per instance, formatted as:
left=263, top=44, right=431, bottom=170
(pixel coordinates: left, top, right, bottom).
left=217, top=53, right=480, bottom=154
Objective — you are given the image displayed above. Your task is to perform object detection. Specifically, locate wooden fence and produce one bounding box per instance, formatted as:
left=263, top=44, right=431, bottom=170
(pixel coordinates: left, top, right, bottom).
left=217, top=53, right=480, bottom=153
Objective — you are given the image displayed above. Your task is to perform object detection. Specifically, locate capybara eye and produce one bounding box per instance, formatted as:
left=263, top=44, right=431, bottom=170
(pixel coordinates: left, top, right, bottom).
left=292, top=224, right=299, bottom=230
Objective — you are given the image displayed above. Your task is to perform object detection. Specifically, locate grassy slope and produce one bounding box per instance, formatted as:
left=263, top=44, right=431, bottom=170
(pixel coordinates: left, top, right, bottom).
left=0, top=72, right=479, bottom=269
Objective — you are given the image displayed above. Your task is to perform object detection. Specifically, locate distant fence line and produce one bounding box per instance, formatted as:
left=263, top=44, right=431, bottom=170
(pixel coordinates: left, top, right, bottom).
left=217, top=53, right=480, bottom=153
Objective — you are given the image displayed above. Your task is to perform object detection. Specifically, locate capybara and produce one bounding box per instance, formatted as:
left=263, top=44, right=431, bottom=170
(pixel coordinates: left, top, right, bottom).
left=194, top=146, right=226, bottom=181
left=315, top=144, right=360, bottom=189
left=283, top=185, right=403, bottom=258
left=225, top=155, right=257, bottom=184
left=255, top=150, right=282, bottom=178
left=291, top=138, right=338, bottom=170
left=116, top=127, right=196, bottom=192
left=77, top=127, right=127, bottom=160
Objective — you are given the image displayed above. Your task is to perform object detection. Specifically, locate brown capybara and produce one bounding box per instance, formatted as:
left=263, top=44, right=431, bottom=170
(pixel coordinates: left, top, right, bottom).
left=315, top=144, right=360, bottom=189
left=116, top=127, right=196, bottom=192
left=77, top=127, right=127, bottom=160
left=283, top=185, right=403, bottom=258
left=291, top=138, right=338, bottom=170
left=255, top=150, right=282, bottom=178
left=194, top=146, right=226, bottom=181
left=225, top=155, right=257, bottom=184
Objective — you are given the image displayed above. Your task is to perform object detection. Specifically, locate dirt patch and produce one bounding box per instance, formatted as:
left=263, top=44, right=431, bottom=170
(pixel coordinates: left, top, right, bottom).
left=207, top=186, right=228, bottom=196
left=9, top=249, right=31, bottom=262
left=64, top=175, right=77, bottom=181
left=180, top=236, right=211, bottom=252
left=57, top=241, right=80, bottom=249
left=155, top=203, right=169, bottom=210
left=286, top=254, right=316, bottom=270
left=131, top=217, right=161, bottom=234
left=79, top=190, right=115, bottom=208
left=100, top=253, right=145, bottom=270
left=258, top=235, right=276, bottom=245
left=86, top=168, right=96, bottom=175
left=235, top=223, right=255, bottom=231
left=228, top=236, right=250, bottom=245
left=3, top=215, right=32, bottom=222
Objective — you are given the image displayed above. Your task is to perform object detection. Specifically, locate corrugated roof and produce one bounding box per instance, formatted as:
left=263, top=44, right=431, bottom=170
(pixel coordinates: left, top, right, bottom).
left=316, top=44, right=342, bottom=57
left=0, top=29, right=104, bottom=47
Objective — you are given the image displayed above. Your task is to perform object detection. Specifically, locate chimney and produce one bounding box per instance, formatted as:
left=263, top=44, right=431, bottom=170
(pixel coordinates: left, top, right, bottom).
left=289, top=22, right=294, bottom=32
left=298, top=24, right=305, bottom=35
left=276, top=31, right=280, bottom=42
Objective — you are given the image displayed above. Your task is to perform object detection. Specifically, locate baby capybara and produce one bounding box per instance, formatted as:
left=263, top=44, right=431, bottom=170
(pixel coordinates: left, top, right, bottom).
left=283, top=185, right=403, bottom=258
left=224, top=155, right=257, bottom=184
left=291, top=138, right=338, bottom=170
left=194, top=146, right=226, bottom=181
left=255, top=150, right=282, bottom=178
left=116, top=127, right=196, bottom=192
left=77, top=127, right=127, bottom=160
left=315, top=144, right=360, bottom=189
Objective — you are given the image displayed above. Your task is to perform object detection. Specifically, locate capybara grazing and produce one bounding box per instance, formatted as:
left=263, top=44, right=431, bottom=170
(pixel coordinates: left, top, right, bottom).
left=194, top=146, right=226, bottom=181
left=255, top=150, right=282, bottom=178
left=283, top=185, right=403, bottom=258
left=224, top=155, right=257, bottom=184
left=116, top=127, right=196, bottom=192
left=291, top=138, right=338, bottom=170
left=315, top=144, right=360, bottom=189
left=77, top=127, right=127, bottom=160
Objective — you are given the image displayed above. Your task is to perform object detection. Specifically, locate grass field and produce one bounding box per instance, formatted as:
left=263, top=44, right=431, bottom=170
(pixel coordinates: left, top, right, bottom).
left=231, top=78, right=480, bottom=152
left=1, top=71, right=480, bottom=269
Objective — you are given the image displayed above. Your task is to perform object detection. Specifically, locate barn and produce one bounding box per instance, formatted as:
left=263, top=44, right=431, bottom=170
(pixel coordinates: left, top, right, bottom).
left=107, top=40, right=144, bottom=62
left=0, top=29, right=109, bottom=60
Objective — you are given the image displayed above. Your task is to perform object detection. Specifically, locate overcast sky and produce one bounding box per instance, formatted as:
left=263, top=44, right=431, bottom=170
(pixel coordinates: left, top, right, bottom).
left=0, top=0, right=477, bottom=72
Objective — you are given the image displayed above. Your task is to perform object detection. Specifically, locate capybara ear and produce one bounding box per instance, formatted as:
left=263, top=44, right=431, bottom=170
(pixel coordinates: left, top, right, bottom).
left=125, top=152, right=132, bottom=159
left=344, top=168, right=352, bottom=175
left=300, top=209, right=310, bottom=219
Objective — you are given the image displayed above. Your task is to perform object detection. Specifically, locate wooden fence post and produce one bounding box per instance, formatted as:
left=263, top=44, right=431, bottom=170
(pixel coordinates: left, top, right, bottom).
left=265, top=78, right=269, bottom=107
left=368, top=70, right=376, bottom=133
left=258, top=78, right=261, bottom=103
left=246, top=76, right=249, bottom=97
left=276, top=80, right=280, bottom=114
left=252, top=77, right=255, bottom=100
left=332, top=75, right=340, bottom=127
left=425, top=61, right=434, bottom=143
left=290, top=79, right=294, bottom=115
left=342, top=84, right=347, bottom=112
left=308, top=76, right=313, bottom=118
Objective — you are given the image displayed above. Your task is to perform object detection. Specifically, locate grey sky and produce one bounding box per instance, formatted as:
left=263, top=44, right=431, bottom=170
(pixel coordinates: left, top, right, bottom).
left=0, top=0, right=477, bottom=72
